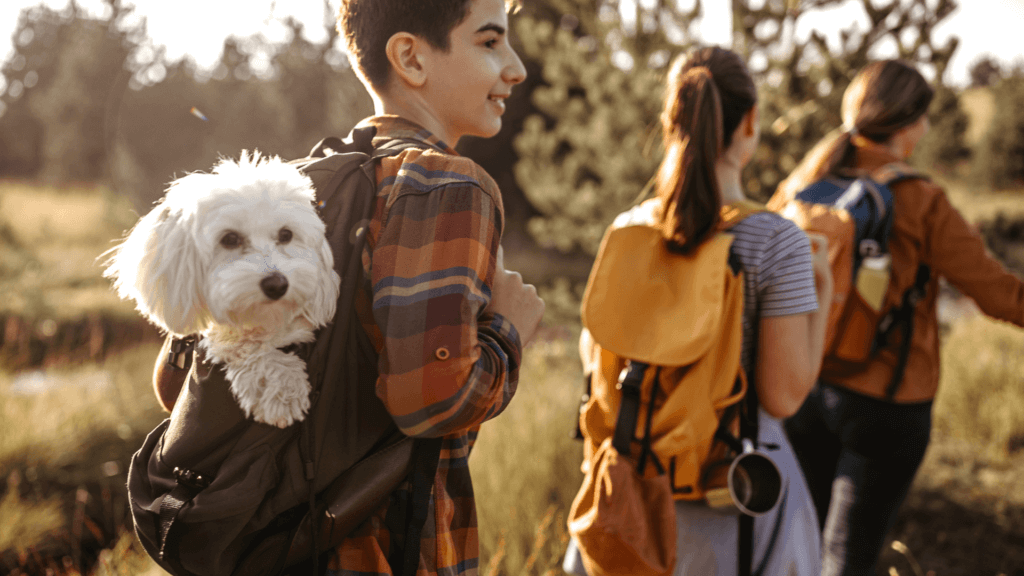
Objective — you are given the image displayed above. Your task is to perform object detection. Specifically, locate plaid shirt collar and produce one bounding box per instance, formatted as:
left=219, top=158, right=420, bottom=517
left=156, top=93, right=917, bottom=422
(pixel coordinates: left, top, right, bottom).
left=358, top=115, right=458, bottom=156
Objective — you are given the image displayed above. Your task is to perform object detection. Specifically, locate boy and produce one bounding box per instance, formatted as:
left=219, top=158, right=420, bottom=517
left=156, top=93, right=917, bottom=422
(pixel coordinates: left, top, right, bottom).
left=329, top=0, right=543, bottom=575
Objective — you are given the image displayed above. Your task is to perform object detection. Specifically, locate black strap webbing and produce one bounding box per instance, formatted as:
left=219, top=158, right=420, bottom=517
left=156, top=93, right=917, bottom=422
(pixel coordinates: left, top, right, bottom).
left=882, top=264, right=930, bottom=399
left=405, top=438, right=443, bottom=576
left=738, top=374, right=760, bottom=576
left=386, top=437, right=443, bottom=576
left=636, top=375, right=665, bottom=476
left=612, top=362, right=649, bottom=456
left=157, top=467, right=212, bottom=576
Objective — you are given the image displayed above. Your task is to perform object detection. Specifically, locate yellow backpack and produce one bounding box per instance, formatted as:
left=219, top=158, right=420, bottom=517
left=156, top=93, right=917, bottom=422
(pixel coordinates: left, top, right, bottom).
left=568, top=199, right=774, bottom=576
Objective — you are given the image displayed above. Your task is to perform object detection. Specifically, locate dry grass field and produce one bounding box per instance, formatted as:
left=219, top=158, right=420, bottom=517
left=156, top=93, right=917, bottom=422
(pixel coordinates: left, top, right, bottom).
left=1, top=171, right=1024, bottom=576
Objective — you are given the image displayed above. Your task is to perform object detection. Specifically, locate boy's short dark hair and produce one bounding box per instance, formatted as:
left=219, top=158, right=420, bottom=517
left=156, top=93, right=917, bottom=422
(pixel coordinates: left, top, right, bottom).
left=337, top=0, right=518, bottom=92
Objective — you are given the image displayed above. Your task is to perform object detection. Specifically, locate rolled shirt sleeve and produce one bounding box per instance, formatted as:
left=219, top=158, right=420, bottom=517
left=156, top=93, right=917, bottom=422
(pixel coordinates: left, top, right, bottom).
left=371, top=177, right=522, bottom=438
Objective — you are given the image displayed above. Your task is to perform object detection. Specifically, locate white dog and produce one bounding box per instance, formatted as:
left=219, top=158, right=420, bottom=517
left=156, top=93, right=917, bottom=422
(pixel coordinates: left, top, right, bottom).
left=104, top=152, right=340, bottom=428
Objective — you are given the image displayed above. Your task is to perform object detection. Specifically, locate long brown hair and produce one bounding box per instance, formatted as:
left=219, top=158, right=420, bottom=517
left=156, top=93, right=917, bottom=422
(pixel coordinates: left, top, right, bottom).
left=657, top=47, right=757, bottom=254
left=780, top=60, right=934, bottom=197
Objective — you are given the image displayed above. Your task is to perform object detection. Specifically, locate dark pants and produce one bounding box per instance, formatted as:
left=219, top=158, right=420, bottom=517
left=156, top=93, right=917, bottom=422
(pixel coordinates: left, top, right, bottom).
left=785, top=383, right=932, bottom=576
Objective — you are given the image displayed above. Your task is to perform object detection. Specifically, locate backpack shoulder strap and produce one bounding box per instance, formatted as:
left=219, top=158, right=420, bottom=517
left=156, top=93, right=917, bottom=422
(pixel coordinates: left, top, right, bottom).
left=720, top=199, right=768, bottom=231
left=869, top=162, right=929, bottom=186
left=293, top=129, right=438, bottom=576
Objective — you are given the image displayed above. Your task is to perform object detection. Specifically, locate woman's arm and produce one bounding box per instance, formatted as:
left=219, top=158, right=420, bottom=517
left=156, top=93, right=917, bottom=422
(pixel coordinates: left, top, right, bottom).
left=756, top=234, right=833, bottom=419
left=921, top=185, right=1024, bottom=326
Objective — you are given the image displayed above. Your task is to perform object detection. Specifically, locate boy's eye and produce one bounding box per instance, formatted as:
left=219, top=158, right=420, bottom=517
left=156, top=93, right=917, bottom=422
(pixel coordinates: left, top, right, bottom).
left=484, top=38, right=497, bottom=48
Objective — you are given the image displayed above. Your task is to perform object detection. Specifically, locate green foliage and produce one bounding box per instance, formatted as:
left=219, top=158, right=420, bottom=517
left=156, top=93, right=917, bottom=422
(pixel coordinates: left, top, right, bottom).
left=0, top=3, right=374, bottom=211
left=513, top=0, right=700, bottom=255
left=912, top=86, right=970, bottom=174
left=114, top=19, right=373, bottom=210
left=514, top=0, right=966, bottom=256
left=976, top=212, right=1024, bottom=276
left=738, top=0, right=962, bottom=197
left=969, top=54, right=1003, bottom=88
left=971, top=73, right=1024, bottom=189
left=0, top=0, right=139, bottom=183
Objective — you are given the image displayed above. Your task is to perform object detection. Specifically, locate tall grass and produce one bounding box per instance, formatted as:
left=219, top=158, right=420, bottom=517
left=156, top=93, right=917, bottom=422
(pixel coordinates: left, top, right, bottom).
left=471, top=332, right=586, bottom=576
left=0, top=181, right=139, bottom=320
left=0, top=344, right=165, bottom=466
left=934, top=315, right=1024, bottom=457
left=3, top=173, right=1024, bottom=574
left=0, top=344, right=168, bottom=575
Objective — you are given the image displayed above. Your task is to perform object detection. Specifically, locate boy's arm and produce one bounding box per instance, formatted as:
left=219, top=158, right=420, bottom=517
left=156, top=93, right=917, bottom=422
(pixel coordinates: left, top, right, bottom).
left=371, top=179, right=523, bottom=438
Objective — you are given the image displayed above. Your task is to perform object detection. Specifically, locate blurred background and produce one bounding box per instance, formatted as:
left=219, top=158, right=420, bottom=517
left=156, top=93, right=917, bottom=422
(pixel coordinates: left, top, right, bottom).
left=2, top=0, right=1024, bottom=575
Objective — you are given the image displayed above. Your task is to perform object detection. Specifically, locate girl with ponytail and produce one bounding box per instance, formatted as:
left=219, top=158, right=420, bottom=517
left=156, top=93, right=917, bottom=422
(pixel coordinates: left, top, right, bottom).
left=779, top=60, right=1024, bottom=576
left=563, top=46, right=833, bottom=576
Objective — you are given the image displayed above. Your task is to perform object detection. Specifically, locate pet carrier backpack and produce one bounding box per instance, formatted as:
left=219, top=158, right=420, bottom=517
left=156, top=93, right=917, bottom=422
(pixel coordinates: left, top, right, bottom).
left=127, top=127, right=440, bottom=576
left=767, top=162, right=930, bottom=398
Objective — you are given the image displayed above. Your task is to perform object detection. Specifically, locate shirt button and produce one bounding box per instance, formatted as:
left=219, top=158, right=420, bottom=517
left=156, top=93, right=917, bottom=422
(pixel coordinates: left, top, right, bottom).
left=435, top=347, right=451, bottom=361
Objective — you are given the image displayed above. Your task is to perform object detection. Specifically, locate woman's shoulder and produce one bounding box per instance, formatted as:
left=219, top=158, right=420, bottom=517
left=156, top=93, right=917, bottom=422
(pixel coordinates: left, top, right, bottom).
left=886, top=170, right=945, bottom=200
left=730, top=211, right=807, bottom=244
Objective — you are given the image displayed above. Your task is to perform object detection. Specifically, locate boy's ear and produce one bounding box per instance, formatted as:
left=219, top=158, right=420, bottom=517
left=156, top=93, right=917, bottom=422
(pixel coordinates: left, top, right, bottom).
left=386, top=32, right=428, bottom=88
left=743, top=104, right=759, bottom=136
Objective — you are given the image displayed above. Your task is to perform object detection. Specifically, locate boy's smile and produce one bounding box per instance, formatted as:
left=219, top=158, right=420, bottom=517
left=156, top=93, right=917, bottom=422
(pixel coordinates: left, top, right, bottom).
left=417, top=0, right=527, bottom=145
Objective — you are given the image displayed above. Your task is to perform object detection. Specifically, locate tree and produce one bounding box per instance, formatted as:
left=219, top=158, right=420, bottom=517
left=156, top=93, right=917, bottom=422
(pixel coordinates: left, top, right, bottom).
left=0, top=0, right=141, bottom=183
left=111, top=9, right=372, bottom=209
left=512, top=0, right=702, bottom=255
left=513, top=0, right=966, bottom=257
left=972, top=73, right=1024, bottom=188
left=734, top=0, right=964, bottom=197
left=969, top=55, right=1002, bottom=88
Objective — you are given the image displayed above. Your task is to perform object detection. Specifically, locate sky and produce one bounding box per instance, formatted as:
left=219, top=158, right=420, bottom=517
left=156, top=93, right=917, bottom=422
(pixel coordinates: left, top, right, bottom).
left=0, top=0, right=1022, bottom=88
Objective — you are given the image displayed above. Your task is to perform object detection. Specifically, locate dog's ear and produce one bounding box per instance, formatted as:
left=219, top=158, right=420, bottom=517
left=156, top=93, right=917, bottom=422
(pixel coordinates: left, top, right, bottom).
left=104, top=193, right=210, bottom=336
left=306, top=237, right=340, bottom=327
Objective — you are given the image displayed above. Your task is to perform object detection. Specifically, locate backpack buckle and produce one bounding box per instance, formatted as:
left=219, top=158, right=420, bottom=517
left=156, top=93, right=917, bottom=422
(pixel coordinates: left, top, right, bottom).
left=167, top=337, right=195, bottom=370
left=173, top=467, right=212, bottom=490
left=858, top=239, right=881, bottom=258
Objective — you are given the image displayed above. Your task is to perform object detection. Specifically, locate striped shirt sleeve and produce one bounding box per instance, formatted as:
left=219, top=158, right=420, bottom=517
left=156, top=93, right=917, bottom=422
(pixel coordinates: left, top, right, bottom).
left=370, top=174, right=522, bottom=439
left=757, top=216, right=819, bottom=318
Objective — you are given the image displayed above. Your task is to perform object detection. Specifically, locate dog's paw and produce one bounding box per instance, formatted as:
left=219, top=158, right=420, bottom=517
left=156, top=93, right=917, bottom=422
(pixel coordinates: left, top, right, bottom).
left=249, top=353, right=312, bottom=428
left=253, top=391, right=310, bottom=428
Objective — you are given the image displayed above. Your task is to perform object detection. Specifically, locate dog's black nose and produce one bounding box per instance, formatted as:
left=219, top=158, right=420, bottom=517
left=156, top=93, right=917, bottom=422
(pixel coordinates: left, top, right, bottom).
left=260, top=272, right=289, bottom=300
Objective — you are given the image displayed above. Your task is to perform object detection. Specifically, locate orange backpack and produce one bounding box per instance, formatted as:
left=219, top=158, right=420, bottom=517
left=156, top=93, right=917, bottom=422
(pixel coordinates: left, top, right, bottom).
left=767, top=163, right=929, bottom=398
left=568, top=200, right=779, bottom=576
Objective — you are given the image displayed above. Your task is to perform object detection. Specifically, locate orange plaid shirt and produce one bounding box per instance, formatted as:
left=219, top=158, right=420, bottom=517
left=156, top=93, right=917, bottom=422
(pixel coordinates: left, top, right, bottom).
left=325, top=116, right=522, bottom=575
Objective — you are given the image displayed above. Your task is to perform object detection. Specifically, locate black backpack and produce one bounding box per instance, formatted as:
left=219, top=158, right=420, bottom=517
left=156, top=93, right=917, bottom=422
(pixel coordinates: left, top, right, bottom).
left=128, top=127, right=441, bottom=576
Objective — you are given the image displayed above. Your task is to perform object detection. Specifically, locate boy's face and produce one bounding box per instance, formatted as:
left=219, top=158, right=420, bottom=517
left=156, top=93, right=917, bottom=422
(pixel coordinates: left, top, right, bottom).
left=420, top=0, right=526, bottom=144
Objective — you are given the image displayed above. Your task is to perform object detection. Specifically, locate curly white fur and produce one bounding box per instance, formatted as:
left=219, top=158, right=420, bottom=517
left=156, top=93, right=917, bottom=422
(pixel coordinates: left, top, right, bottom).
left=103, top=151, right=340, bottom=428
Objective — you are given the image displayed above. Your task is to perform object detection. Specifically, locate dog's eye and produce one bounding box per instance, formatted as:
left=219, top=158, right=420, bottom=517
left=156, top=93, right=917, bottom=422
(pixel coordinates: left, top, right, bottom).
left=278, top=228, right=293, bottom=244
left=220, top=232, right=242, bottom=249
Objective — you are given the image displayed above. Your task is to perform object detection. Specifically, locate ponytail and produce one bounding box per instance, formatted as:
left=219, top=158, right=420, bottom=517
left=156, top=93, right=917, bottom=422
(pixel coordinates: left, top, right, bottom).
left=776, top=129, right=856, bottom=200
left=657, top=67, right=724, bottom=254
left=780, top=60, right=934, bottom=200
left=656, top=48, right=757, bottom=254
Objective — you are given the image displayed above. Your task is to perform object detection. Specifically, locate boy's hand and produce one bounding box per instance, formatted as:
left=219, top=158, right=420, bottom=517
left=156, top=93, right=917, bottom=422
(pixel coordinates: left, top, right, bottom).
left=488, top=247, right=545, bottom=346
left=807, top=233, right=834, bottom=303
